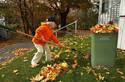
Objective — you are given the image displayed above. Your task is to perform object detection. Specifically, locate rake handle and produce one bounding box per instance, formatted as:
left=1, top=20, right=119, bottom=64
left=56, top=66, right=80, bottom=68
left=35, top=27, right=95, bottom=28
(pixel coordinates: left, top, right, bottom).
left=16, top=30, right=73, bottom=49
left=16, top=30, right=33, bottom=38
left=16, top=30, right=56, bottom=44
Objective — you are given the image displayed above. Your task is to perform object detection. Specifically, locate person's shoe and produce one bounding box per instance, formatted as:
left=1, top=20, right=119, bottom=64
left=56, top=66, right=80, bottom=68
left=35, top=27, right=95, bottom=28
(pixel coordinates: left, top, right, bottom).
left=31, top=64, right=39, bottom=68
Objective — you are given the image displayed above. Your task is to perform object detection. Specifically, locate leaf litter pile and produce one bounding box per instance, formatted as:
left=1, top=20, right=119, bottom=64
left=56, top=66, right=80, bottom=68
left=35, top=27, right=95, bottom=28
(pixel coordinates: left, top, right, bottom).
left=31, top=62, right=68, bottom=82
left=11, top=48, right=32, bottom=56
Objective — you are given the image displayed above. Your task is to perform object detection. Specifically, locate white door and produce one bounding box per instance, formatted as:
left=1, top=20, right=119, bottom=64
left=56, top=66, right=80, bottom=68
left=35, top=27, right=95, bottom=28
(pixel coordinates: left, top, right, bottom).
left=117, top=0, right=125, bottom=50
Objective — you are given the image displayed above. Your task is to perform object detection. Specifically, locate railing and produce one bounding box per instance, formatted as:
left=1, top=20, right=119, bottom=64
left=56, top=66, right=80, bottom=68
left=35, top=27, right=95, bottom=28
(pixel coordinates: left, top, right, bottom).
left=54, top=20, right=78, bottom=36
left=98, top=0, right=121, bottom=24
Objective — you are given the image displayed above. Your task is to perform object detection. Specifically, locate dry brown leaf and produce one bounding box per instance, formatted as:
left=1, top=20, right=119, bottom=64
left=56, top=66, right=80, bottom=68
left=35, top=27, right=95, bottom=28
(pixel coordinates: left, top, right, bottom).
left=111, top=76, right=116, bottom=79
left=32, top=74, right=44, bottom=81
left=83, top=54, right=91, bottom=60
left=31, top=79, right=36, bottom=82
left=65, top=49, right=71, bottom=53
left=72, top=64, right=78, bottom=69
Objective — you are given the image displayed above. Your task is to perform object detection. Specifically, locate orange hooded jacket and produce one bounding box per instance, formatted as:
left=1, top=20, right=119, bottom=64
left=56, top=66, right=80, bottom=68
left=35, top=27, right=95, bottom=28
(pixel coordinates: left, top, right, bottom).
left=32, top=23, right=60, bottom=45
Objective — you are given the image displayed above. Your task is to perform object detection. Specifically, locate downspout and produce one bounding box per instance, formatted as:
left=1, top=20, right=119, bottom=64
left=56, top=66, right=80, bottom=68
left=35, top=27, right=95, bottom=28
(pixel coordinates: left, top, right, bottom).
left=98, top=0, right=103, bottom=24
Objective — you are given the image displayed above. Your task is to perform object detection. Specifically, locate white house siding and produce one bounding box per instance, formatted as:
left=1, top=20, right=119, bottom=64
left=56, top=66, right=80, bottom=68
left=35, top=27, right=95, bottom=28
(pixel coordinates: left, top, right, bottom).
left=110, top=0, right=120, bottom=23
left=117, top=0, right=125, bottom=50
left=98, top=0, right=120, bottom=24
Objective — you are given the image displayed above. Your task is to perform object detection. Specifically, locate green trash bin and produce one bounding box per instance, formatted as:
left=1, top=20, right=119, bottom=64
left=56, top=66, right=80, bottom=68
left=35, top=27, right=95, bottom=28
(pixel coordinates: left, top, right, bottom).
left=91, top=33, right=118, bottom=67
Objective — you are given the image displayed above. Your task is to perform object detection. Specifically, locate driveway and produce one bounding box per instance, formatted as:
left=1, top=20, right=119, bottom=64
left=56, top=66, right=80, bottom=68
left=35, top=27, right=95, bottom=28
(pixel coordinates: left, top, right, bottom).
left=0, top=42, right=34, bottom=63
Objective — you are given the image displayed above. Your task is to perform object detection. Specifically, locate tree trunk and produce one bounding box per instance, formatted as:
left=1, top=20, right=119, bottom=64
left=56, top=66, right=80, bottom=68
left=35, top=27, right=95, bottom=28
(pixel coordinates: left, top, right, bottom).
left=60, top=12, right=67, bottom=27
left=60, top=6, right=69, bottom=30
left=23, top=0, right=35, bottom=35
left=17, top=0, right=35, bottom=35
left=17, top=0, right=28, bottom=33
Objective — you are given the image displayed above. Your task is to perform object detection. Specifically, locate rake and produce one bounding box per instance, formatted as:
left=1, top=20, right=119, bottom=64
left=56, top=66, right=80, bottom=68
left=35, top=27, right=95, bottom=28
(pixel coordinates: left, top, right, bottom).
left=0, top=24, right=78, bottom=52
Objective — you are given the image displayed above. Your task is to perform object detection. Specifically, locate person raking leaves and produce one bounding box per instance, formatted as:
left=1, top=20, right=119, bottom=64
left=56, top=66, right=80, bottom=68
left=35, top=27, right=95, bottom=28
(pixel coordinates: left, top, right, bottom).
left=31, top=16, right=63, bottom=68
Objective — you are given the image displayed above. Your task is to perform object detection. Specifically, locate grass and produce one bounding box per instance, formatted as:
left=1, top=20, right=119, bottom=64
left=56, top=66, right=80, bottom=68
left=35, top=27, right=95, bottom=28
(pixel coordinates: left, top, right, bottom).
left=0, top=34, right=125, bottom=82
left=0, top=54, right=5, bottom=57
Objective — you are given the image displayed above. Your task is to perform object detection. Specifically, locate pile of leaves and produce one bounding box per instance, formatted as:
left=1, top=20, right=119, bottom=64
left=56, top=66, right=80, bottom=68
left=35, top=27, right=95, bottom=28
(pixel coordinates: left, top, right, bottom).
left=90, top=23, right=119, bottom=33
left=11, top=48, right=32, bottom=56
left=31, top=62, right=68, bottom=82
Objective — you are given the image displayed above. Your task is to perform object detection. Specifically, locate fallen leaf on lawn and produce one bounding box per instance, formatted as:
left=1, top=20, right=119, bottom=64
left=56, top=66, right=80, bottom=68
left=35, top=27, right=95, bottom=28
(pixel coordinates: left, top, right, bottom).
left=50, top=45, right=55, bottom=49
left=91, top=70, right=97, bottom=76
left=16, top=72, right=19, bottom=75
left=13, top=69, right=19, bottom=73
left=65, top=49, right=71, bottom=53
left=52, top=51, right=61, bottom=59
left=24, top=57, right=28, bottom=59
left=72, top=56, right=78, bottom=69
left=72, top=63, right=78, bottom=69
left=58, top=80, right=62, bottom=82
left=57, top=49, right=63, bottom=55
left=23, top=59, right=29, bottom=62
left=95, top=65, right=102, bottom=70
left=23, top=57, right=29, bottom=62
left=67, top=54, right=70, bottom=57
left=32, top=75, right=44, bottom=81
left=80, top=72, right=84, bottom=76
left=111, top=76, right=116, bottom=79
left=31, top=79, right=36, bottom=82
left=105, top=72, right=110, bottom=75
left=96, top=73, right=105, bottom=81
left=1, top=74, right=5, bottom=78
left=41, top=78, right=50, bottom=82
left=121, top=76, right=125, bottom=80
left=54, top=55, right=60, bottom=59
left=103, top=67, right=109, bottom=71
left=61, top=62, right=68, bottom=71
left=98, top=74, right=104, bottom=81
left=83, top=54, right=91, bottom=60
left=83, top=66, right=92, bottom=74
left=116, top=69, right=124, bottom=75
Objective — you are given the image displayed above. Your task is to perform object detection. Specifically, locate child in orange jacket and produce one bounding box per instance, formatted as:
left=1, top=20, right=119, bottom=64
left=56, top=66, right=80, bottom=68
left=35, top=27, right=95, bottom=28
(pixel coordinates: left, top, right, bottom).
left=31, top=17, right=62, bottom=68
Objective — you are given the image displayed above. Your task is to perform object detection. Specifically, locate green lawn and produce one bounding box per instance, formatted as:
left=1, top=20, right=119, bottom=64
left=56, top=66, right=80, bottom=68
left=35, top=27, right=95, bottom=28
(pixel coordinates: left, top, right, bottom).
left=0, top=34, right=125, bottom=82
left=0, top=54, right=5, bottom=57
